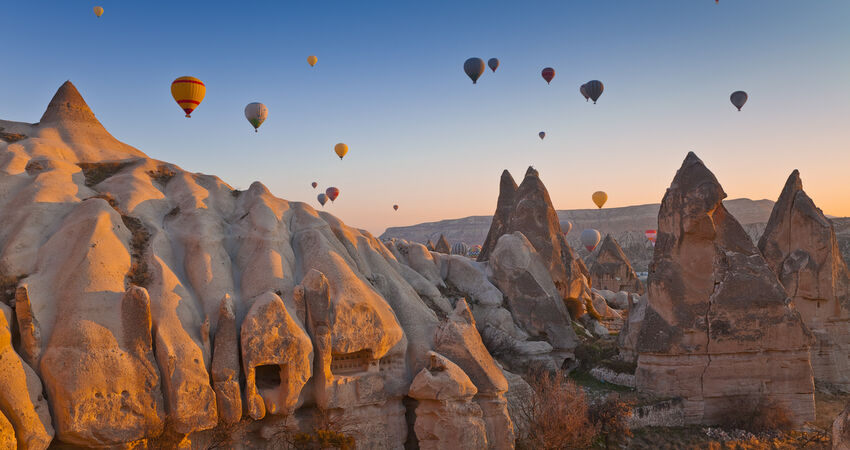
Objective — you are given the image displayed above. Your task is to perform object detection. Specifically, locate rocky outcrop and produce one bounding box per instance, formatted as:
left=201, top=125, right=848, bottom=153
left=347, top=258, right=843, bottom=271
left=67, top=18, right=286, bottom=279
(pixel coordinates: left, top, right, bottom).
left=635, top=152, right=815, bottom=425
left=211, top=295, right=241, bottom=425
left=758, top=170, right=850, bottom=392
left=435, top=234, right=451, bottom=254
left=834, top=402, right=850, bottom=449
left=476, top=167, right=592, bottom=318
left=408, top=352, right=487, bottom=450
left=587, top=234, right=644, bottom=294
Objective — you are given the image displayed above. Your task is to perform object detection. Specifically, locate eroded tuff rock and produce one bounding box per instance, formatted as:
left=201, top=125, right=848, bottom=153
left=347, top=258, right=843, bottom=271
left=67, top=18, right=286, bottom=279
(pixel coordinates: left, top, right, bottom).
left=0, top=303, right=53, bottom=449
left=0, top=82, right=516, bottom=448
left=435, top=234, right=451, bottom=254
left=477, top=167, right=592, bottom=318
left=408, top=352, right=487, bottom=450
left=635, top=152, right=815, bottom=425
left=758, top=170, right=850, bottom=392
left=587, top=234, right=644, bottom=294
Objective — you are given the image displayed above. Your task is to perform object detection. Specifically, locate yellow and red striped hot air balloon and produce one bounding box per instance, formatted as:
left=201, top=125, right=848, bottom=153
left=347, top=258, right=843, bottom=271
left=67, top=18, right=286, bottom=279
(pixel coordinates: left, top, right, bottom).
left=93, top=6, right=104, bottom=17
left=171, top=76, right=206, bottom=118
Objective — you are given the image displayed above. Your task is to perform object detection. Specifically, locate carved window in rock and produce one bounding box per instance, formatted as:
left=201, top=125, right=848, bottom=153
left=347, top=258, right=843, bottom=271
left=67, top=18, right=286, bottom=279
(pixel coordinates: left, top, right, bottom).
left=330, top=349, right=373, bottom=375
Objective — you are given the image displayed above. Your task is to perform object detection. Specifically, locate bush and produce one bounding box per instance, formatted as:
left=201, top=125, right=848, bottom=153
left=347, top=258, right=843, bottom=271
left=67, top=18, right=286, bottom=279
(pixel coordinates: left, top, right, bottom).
left=718, top=395, right=794, bottom=433
left=515, top=370, right=598, bottom=450
left=147, top=165, right=177, bottom=186
left=589, top=395, right=633, bottom=447
left=77, top=161, right=133, bottom=186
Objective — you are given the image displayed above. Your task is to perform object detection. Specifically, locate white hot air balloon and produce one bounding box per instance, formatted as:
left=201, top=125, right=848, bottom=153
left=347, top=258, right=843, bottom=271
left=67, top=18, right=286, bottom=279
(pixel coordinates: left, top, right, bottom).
left=580, top=229, right=602, bottom=252
left=244, top=102, right=269, bottom=132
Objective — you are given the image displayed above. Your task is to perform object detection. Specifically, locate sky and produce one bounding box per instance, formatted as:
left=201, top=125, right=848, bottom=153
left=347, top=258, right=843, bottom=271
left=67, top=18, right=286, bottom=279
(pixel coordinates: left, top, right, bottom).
left=1, top=1, right=848, bottom=235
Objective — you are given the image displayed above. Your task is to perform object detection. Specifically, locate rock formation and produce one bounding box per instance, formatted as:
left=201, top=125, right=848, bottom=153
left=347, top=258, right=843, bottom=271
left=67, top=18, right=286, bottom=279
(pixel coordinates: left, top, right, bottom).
left=834, top=402, right=850, bottom=449
left=0, top=82, right=517, bottom=448
left=758, top=170, right=850, bottom=391
left=635, top=152, right=815, bottom=425
left=435, top=234, right=451, bottom=254
left=408, top=352, right=487, bottom=449
left=476, top=166, right=593, bottom=318
left=587, top=234, right=644, bottom=294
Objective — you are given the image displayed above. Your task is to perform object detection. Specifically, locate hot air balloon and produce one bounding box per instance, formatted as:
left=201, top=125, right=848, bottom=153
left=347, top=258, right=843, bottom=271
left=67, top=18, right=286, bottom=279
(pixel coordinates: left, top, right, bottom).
left=585, top=80, right=604, bottom=103
left=317, top=193, right=328, bottom=206
left=539, top=131, right=546, bottom=140
left=464, top=58, right=485, bottom=84
left=541, top=67, right=555, bottom=84
left=580, top=84, right=589, bottom=102
left=244, top=102, right=268, bottom=132
left=334, top=143, right=348, bottom=160
left=488, top=58, right=500, bottom=72
left=326, top=187, right=340, bottom=202
left=562, top=220, right=573, bottom=236
left=452, top=242, right=470, bottom=256
left=307, top=55, right=318, bottom=67
left=645, top=229, right=657, bottom=246
left=93, top=6, right=104, bottom=17
left=468, top=245, right=482, bottom=259
left=311, top=182, right=318, bottom=189
left=393, top=204, right=399, bottom=211
left=171, top=76, right=206, bottom=118
left=592, top=191, right=608, bottom=209
left=730, top=91, right=748, bottom=111
left=580, top=229, right=601, bottom=252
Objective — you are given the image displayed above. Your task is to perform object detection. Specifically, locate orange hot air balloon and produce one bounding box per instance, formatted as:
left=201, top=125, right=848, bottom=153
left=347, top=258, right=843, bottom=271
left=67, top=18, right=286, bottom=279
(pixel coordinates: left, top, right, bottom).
left=334, top=143, right=348, bottom=160
left=592, top=191, right=608, bottom=209
left=326, top=187, right=340, bottom=202
left=171, top=76, right=206, bottom=118
left=93, top=6, right=104, bottom=17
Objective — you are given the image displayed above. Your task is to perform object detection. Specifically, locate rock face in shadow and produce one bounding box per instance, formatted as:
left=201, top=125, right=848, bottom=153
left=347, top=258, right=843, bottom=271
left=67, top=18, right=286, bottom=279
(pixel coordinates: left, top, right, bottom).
left=587, top=234, right=644, bottom=294
left=477, top=167, right=592, bottom=317
left=435, top=235, right=451, bottom=254
left=0, top=82, right=519, bottom=449
left=758, top=170, right=850, bottom=391
left=635, top=152, right=815, bottom=426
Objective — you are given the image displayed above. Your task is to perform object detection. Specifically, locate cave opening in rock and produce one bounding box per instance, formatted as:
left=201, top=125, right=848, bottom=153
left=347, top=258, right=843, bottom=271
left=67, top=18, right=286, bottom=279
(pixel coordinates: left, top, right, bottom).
left=255, top=364, right=282, bottom=390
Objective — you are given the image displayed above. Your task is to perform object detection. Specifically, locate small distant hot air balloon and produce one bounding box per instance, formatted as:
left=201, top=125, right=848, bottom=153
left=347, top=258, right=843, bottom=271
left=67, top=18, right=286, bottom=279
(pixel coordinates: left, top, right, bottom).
left=393, top=204, right=399, bottom=211
left=488, top=58, right=500, bottom=72
left=562, top=220, right=573, bottom=236
left=541, top=67, right=555, bottom=84
left=580, top=229, right=602, bottom=252
left=93, top=6, right=104, bottom=17
left=317, top=193, right=328, bottom=206
left=326, top=187, right=340, bottom=202
left=730, top=91, right=748, bottom=111
left=307, top=55, right=318, bottom=67
left=585, top=80, right=604, bottom=104
left=171, top=76, right=206, bottom=118
left=311, top=182, right=318, bottom=189
left=468, top=245, right=482, bottom=259
left=334, top=143, right=348, bottom=160
left=464, top=58, right=485, bottom=84
left=592, top=191, right=608, bottom=209
left=645, top=229, right=657, bottom=246
left=580, top=84, right=589, bottom=102
left=539, top=131, right=546, bottom=140
left=244, top=102, right=268, bottom=132
left=452, top=242, right=470, bottom=256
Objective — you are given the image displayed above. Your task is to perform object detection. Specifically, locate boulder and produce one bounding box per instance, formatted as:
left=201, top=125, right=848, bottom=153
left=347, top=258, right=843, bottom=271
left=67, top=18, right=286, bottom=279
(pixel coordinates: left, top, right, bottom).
left=408, top=352, right=487, bottom=450
left=635, top=152, right=815, bottom=425
left=476, top=167, right=592, bottom=317
left=758, top=170, right=850, bottom=391
left=489, top=232, right=578, bottom=354
left=586, top=234, right=644, bottom=294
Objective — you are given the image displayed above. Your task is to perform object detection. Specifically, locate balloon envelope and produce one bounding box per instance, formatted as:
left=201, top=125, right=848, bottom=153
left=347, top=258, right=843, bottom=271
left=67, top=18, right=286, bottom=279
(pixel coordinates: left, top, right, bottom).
left=645, top=229, right=657, bottom=246
left=317, top=193, right=328, bottom=206
left=730, top=91, right=748, bottom=111
left=326, top=187, right=340, bottom=202
left=171, top=76, right=206, bottom=118
left=592, top=191, right=608, bottom=209
left=585, top=80, right=604, bottom=103
left=488, top=58, right=500, bottom=72
left=542, top=67, right=555, bottom=84
left=93, top=6, right=104, bottom=17
left=580, top=84, right=589, bottom=101
left=464, top=58, right=485, bottom=84
left=334, top=143, right=348, bottom=160
left=244, top=102, right=268, bottom=132
left=562, top=220, right=573, bottom=236
left=311, top=182, right=318, bottom=189
left=539, top=131, right=546, bottom=140
left=393, top=204, right=399, bottom=211
left=307, top=55, right=318, bottom=67
left=580, top=229, right=601, bottom=252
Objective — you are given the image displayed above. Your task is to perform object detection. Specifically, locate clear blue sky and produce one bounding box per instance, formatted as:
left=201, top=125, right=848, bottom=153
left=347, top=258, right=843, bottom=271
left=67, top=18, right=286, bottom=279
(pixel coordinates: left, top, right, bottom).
left=2, top=1, right=848, bottom=235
